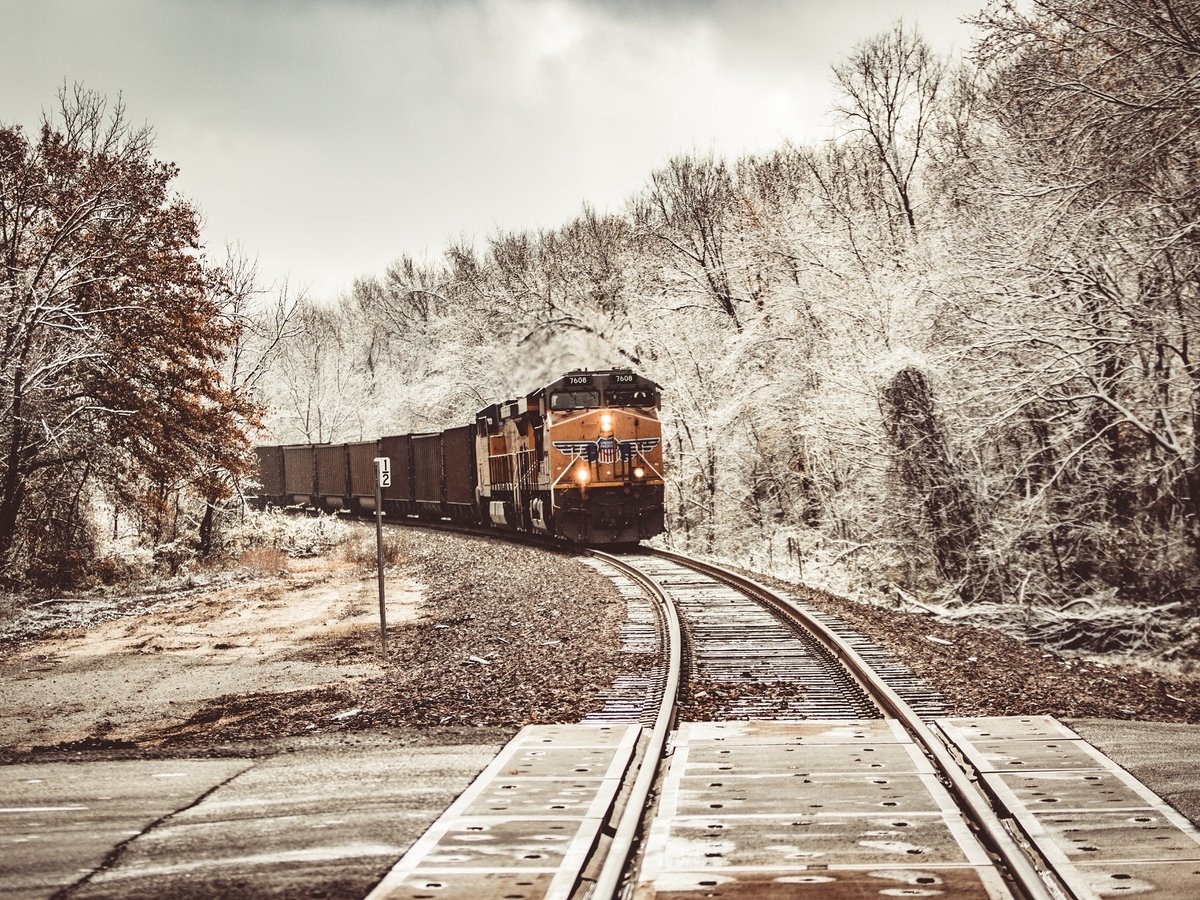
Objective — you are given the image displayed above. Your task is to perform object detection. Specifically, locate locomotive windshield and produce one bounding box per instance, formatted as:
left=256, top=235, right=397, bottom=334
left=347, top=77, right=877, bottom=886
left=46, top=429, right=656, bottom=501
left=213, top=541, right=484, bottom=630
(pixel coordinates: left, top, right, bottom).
left=550, top=389, right=600, bottom=410
left=606, top=386, right=658, bottom=407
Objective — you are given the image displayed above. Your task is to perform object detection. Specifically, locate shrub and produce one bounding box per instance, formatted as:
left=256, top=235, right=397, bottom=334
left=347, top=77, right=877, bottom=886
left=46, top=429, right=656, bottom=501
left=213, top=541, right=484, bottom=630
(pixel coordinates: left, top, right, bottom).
left=239, top=545, right=290, bottom=575
left=225, top=507, right=351, bottom=558
left=343, top=530, right=405, bottom=569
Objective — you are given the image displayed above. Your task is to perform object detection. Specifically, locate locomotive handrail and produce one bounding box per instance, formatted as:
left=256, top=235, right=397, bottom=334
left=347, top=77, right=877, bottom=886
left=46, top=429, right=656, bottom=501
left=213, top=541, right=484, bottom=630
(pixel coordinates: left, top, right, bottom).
left=630, top=450, right=664, bottom=483
left=550, top=450, right=586, bottom=489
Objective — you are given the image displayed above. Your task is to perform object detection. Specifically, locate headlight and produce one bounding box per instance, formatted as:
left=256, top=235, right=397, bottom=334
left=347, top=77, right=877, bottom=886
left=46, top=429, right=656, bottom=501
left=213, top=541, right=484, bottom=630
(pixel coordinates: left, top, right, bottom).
left=600, top=412, right=613, bottom=433
left=575, top=466, right=590, bottom=484
left=633, top=466, right=645, bottom=479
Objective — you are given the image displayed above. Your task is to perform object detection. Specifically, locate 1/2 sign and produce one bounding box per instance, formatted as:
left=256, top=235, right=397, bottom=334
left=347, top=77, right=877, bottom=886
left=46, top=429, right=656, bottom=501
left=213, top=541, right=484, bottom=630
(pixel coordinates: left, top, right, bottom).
left=371, top=456, right=391, bottom=656
left=374, top=456, right=391, bottom=489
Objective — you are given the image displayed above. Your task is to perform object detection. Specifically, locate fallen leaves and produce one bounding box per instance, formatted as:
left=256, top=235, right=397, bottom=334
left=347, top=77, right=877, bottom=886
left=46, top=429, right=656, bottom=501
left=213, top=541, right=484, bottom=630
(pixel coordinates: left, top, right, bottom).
left=144, top=529, right=639, bottom=745
left=778, top=579, right=1200, bottom=723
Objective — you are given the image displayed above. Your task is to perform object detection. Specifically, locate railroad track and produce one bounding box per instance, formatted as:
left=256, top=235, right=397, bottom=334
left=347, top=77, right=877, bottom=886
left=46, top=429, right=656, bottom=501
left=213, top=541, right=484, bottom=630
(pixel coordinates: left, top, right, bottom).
left=585, top=548, right=1056, bottom=899
left=362, top=528, right=1200, bottom=899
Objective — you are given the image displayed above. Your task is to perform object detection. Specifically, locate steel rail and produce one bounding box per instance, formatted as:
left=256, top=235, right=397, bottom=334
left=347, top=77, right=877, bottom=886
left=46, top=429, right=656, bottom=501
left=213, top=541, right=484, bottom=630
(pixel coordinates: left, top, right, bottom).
left=650, top=548, right=1058, bottom=900
left=585, top=549, right=683, bottom=900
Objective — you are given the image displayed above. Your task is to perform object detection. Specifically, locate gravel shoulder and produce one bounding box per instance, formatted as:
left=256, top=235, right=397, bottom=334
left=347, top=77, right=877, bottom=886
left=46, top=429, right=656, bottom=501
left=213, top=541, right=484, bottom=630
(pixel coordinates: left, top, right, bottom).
left=774, top=577, right=1200, bottom=723
left=0, top=525, right=631, bottom=756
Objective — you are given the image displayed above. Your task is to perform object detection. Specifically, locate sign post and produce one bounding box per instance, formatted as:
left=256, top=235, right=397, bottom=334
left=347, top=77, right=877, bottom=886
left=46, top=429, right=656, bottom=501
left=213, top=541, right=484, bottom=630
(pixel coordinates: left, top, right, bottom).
left=373, top=456, right=391, bottom=658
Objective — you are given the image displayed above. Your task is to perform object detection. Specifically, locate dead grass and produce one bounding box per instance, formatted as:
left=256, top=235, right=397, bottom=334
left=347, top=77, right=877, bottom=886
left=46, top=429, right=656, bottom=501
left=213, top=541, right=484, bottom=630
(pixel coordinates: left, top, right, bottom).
left=342, top=531, right=405, bottom=569
left=336, top=597, right=368, bottom=618
left=239, top=546, right=290, bottom=576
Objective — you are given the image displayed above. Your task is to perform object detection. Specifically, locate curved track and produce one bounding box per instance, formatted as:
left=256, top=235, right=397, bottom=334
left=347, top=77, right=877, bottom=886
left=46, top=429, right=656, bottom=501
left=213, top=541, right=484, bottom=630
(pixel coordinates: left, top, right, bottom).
left=585, top=547, right=1056, bottom=900
left=359, top=522, right=1198, bottom=899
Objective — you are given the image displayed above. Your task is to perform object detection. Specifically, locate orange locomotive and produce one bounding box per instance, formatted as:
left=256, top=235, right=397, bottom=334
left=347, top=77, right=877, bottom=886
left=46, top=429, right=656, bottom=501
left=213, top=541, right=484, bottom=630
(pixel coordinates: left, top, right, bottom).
left=253, top=369, right=665, bottom=545
left=475, top=369, right=665, bottom=543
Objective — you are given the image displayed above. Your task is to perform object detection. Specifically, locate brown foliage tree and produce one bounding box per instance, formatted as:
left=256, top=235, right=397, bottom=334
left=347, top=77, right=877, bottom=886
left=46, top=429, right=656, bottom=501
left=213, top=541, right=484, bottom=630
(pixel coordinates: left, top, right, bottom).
left=0, top=87, right=259, bottom=579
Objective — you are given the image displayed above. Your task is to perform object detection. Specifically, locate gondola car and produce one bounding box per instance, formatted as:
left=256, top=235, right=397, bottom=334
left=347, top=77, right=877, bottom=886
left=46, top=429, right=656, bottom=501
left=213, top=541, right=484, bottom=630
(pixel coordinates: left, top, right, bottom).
left=314, top=444, right=350, bottom=510
left=253, top=445, right=286, bottom=508
left=346, top=442, right=378, bottom=513
left=250, top=368, right=665, bottom=545
left=282, top=445, right=316, bottom=506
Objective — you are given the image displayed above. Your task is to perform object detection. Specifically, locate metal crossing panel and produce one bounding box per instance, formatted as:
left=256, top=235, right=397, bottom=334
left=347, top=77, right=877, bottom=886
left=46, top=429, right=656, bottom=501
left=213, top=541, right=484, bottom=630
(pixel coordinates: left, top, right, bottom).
left=939, top=716, right=1200, bottom=900
left=635, top=719, right=1010, bottom=898
left=366, top=723, right=640, bottom=900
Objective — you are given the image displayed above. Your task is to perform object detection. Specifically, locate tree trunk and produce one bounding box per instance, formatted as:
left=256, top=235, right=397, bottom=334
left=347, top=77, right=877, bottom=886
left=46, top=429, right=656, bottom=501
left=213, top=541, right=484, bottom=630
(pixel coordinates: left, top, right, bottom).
left=880, top=366, right=992, bottom=600
left=0, top=487, right=23, bottom=567
left=0, top=429, right=29, bottom=570
left=198, top=501, right=216, bottom=556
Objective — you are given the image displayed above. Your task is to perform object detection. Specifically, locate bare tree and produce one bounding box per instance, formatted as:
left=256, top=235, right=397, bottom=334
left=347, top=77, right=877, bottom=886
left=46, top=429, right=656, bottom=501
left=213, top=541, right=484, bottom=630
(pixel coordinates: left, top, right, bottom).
left=963, top=0, right=1200, bottom=596
left=211, top=245, right=303, bottom=399
left=268, top=300, right=368, bottom=443
left=833, top=20, right=946, bottom=235
left=633, top=155, right=744, bottom=329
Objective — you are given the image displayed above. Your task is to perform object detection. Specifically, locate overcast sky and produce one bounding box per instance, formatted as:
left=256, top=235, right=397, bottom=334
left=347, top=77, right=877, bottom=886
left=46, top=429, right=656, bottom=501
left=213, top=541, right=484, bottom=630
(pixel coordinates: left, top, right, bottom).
left=2, top=0, right=982, bottom=299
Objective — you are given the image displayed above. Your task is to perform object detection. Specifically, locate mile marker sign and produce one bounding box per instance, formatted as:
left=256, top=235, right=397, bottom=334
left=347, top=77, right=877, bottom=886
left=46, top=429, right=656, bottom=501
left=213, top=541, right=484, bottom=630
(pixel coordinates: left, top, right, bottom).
left=372, top=456, right=391, bottom=657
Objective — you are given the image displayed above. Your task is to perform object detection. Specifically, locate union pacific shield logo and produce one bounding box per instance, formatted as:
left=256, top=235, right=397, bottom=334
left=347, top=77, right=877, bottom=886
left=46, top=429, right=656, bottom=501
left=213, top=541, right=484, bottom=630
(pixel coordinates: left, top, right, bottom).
left=597, top=436, right=618, bottom=464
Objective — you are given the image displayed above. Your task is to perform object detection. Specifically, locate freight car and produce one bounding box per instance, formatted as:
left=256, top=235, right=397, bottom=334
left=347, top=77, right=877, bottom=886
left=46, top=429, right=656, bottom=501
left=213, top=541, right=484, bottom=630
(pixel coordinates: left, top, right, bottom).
left=252, top=369, right=665, bottom=544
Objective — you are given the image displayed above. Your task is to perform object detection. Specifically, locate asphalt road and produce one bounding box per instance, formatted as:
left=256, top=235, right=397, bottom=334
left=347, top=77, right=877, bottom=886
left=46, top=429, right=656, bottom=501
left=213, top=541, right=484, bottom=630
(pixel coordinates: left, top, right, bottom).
left=1071, top=718, right=1200, bottom=826
left=0, top=730, right=508, bottom=900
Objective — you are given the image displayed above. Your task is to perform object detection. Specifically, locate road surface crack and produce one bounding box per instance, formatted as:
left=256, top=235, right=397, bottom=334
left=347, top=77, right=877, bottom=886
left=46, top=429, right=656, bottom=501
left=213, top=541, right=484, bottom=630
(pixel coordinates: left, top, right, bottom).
left=51, top=762, right=257, bottom=898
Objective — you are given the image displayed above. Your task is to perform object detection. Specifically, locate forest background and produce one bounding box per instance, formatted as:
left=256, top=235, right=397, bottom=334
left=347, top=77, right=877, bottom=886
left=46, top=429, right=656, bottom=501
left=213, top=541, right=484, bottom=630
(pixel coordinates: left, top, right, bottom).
left=3, top=1, right=1198, bottom=657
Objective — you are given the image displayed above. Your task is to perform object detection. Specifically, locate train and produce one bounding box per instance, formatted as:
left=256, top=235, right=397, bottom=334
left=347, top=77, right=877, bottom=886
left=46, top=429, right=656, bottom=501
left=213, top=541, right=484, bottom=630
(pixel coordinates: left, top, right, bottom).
left=252, top=369, right=666, bottom=544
